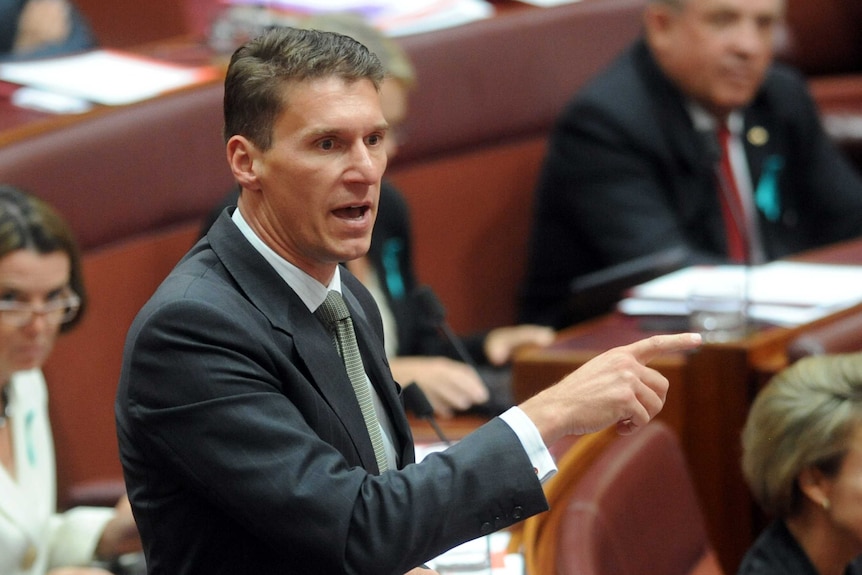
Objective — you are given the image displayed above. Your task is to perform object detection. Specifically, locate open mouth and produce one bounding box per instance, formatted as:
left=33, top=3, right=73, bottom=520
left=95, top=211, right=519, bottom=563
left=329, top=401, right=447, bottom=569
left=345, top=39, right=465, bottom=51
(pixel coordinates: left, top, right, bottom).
left=333, top=205, right=370, bottom=220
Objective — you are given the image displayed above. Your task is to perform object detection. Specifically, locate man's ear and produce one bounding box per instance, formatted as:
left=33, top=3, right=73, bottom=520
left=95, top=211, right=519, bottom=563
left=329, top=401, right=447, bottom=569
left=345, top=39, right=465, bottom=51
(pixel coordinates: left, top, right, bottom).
left=643, top=2, right=676, bottom=48
left=798, top=466, right=833, bottom=511
left=227, top=135, right=261, bottom=191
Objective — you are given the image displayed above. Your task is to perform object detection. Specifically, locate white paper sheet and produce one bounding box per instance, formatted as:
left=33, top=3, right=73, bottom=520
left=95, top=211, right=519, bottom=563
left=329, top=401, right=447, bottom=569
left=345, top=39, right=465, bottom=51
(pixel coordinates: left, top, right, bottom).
left=513, top=0, right=582, bottom=6
left=618, top=262, right=862, bottom=327
left=0, top=50, right=218, bottom=106
left=223, top=0, right=494, bottom=36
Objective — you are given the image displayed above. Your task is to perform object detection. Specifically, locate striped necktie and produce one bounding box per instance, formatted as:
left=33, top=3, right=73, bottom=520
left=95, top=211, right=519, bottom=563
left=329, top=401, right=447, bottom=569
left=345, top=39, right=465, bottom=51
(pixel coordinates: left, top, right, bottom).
left=716, top=124, right=749, bottom=263
left=315, top=290, right=389, bottom=473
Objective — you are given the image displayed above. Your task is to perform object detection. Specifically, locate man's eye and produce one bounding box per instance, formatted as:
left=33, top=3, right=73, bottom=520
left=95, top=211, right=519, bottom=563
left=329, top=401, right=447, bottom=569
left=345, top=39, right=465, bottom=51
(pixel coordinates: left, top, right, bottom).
left=319, top=139, right=335, bottom=151
left=0, top=291, right=18, bottom=302
left=367, top=134, right=382, bottom=146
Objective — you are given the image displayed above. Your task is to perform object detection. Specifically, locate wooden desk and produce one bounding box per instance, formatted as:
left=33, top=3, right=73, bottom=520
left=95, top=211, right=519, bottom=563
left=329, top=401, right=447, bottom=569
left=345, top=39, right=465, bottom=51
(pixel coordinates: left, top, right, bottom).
left=511, top=238, right=862, bottom=574
left=408, top=413, right=489, bottom=445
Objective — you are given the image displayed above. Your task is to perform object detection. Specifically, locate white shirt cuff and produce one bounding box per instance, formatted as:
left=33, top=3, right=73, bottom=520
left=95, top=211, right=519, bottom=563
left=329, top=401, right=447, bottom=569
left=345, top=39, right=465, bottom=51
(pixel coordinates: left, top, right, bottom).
left=499, top=407, right=557, bottom=483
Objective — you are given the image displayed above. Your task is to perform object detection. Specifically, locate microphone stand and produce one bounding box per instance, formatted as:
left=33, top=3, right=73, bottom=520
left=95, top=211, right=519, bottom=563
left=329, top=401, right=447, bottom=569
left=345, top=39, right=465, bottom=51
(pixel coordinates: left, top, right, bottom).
left=402, top=382, right=451, bottom=445
left=413, top=285, right=488, bottom=380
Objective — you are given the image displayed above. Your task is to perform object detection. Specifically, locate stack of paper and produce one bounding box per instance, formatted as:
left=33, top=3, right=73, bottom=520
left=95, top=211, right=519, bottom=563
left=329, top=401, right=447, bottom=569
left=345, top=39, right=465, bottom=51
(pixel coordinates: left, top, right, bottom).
left=515, top=0, right=582, bottom=6
left=617, top=262, right=862, bottom=327
left=222, top=0, right=495, bottom=37
left=0, top=50, right=219, bottom=108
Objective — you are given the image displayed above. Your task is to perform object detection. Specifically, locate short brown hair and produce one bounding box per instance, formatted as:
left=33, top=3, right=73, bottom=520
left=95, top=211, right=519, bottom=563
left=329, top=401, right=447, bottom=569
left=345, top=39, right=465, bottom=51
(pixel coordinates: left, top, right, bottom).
left=223, top=26, right=385, bottom=150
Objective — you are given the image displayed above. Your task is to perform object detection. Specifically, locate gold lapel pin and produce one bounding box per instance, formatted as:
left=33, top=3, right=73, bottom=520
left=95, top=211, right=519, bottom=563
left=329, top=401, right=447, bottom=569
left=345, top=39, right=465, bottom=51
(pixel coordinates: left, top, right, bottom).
left=747, top=126, right=769, bottom=146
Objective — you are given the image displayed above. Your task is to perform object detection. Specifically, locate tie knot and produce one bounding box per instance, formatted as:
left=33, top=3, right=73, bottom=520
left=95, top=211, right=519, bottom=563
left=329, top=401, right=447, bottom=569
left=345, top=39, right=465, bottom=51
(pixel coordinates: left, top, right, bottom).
left=716, top=123, right=731, bottom=145
left=315, top=290, right=351, bottom=328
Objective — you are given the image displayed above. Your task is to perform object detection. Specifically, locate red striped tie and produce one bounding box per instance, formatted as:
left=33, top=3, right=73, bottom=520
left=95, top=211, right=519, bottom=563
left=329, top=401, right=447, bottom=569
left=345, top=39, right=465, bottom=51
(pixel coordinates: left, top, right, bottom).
left=716, top=124, right=748, bottom=263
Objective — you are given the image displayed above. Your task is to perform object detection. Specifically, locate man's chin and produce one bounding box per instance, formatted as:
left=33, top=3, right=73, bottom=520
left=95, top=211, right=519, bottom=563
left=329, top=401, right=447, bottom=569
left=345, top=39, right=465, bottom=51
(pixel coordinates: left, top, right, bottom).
left=720, top=85, right=761, bottom=110
left=337, top=240, right=372, bottom=262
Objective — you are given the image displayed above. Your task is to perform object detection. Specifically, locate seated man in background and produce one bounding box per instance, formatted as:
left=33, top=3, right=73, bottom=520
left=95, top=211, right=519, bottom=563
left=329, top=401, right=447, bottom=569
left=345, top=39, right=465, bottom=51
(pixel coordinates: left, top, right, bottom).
left=739, top=352, right=862, bottom=575
left=519, top=0, right=862, bottom=329
left=0, top=0, right=96, bottom=61
left=202, top=12, right=555, bottom=418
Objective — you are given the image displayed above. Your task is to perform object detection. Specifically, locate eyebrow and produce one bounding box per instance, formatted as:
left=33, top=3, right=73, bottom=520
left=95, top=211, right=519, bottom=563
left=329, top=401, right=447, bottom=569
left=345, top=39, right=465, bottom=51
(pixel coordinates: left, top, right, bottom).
left=308, top=121, right=390, bottom=137
left=0, top=283, right=69, bottom=296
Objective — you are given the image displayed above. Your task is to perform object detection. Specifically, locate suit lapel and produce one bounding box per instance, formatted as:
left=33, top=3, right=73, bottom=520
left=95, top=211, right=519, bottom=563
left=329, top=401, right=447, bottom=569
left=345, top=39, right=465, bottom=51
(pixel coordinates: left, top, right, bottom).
left=290, top=300, right=385, bottom=472
left=208, top=214, right=410, bottom=470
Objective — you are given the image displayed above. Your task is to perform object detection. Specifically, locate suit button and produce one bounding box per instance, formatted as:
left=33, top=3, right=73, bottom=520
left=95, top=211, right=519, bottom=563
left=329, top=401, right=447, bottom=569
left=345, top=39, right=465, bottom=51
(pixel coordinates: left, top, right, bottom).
left=480, top=522, right=492, bottom=534
left=512, top=506, right=524, bottom=520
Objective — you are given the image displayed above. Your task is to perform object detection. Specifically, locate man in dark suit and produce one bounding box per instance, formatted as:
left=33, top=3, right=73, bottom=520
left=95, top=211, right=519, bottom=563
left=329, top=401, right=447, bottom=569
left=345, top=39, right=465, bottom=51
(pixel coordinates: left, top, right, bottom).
left=197, top=12, right=554, bottom=421
left=115, top=26, right=701, bottom=574
left=519, top=0, right=862, bottom=329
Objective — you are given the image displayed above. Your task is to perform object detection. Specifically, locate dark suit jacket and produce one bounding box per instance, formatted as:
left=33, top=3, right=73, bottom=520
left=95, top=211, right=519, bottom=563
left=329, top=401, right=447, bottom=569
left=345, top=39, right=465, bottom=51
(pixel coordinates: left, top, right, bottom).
left=736, top=520, right=862, bottom=575
left=520, top=39, right=862, bottom=328
left=202, top=182, right=489, bottom=362
left=116, top=210, right=547, bottom=575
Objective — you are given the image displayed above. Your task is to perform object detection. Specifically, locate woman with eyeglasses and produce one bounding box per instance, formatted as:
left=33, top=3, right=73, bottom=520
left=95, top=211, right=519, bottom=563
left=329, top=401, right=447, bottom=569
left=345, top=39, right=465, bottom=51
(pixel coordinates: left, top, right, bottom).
left=0, top=185, right=140, bottom=575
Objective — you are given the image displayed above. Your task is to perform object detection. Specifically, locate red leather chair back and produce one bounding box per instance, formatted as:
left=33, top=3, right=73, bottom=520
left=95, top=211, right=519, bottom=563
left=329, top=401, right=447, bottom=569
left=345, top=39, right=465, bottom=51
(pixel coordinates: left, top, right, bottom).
left=556, top=422, right=725, bottom=575
left=786, top=311, right=862, bottom=363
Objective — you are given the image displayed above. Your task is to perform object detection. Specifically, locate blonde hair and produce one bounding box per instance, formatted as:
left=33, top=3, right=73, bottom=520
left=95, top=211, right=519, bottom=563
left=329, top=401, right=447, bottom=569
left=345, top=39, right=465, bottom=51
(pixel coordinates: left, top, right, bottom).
left=301, top=12, right=416, bottom=90
left=741, top=353, right=862, bottom=517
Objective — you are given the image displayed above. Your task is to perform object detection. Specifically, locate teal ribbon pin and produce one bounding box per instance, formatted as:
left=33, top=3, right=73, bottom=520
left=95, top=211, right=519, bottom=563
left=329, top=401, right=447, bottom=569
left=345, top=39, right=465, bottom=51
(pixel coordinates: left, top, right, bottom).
left=381, top=238, right=406, bottom=299
left=755, top=155, right=784, bottom=222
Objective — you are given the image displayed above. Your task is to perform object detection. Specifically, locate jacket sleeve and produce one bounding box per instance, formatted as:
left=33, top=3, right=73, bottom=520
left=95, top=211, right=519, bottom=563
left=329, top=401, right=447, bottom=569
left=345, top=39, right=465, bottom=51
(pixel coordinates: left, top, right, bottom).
left=46, top=506, right=114, bottom=568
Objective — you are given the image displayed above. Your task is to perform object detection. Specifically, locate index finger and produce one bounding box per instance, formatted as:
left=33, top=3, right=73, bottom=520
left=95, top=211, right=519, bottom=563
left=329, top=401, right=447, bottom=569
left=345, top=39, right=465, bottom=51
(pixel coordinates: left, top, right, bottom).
left=624, top=333, right=702, bottom=364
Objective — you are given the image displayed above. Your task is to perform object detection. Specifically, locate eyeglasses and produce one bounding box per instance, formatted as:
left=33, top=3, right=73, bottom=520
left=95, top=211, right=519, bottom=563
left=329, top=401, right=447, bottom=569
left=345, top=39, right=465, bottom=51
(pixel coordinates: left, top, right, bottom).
left=0, top=292, right=81, bottom=327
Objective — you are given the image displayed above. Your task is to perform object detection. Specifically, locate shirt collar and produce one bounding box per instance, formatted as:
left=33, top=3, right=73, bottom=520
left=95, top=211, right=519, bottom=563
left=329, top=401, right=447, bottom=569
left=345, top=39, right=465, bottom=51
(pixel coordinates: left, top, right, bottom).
left=687, top=101, right=743, bottom=137
left=231, top=206, right=341, bottom=312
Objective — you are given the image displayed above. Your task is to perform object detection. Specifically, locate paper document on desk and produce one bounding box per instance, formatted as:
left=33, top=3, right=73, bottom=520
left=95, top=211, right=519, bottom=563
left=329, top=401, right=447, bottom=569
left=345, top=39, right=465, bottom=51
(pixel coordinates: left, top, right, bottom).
left=617, top=262, right=862, bottom=327
left=426, top=533, right=523, bottom=574
left=0, top=50, right=219, bottom=106
left=515, top=0, right=582, bottom=6
left=224, top=0, right=494, bottom=37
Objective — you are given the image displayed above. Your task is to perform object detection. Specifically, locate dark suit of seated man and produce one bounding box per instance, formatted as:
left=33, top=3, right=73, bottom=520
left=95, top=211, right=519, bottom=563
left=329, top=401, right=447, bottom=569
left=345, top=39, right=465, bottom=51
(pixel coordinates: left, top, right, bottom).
left=519, top=0, right=862, bottom=329
left=115, top=25, right=701, bottom=575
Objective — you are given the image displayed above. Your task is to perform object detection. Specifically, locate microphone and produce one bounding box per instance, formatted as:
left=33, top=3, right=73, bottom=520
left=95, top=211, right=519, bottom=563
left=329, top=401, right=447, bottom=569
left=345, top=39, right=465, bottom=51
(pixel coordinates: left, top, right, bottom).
left=403, top=382, right=450, bottom=445
left=413, top=285, right=509, bottom=416
left=413, top=285, right=482, bottom=373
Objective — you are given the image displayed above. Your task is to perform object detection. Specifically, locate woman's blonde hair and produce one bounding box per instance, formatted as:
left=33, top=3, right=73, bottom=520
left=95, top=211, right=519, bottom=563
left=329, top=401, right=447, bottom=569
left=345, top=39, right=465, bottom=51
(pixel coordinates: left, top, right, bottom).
left=742, top=353, right=862, bottom=517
